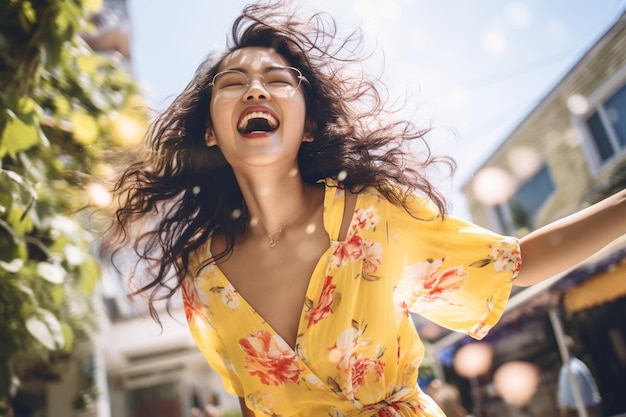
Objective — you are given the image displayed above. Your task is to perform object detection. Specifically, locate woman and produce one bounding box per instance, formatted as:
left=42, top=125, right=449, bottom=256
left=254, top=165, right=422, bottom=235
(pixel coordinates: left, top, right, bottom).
left=101, top=2, right=626, bottom=416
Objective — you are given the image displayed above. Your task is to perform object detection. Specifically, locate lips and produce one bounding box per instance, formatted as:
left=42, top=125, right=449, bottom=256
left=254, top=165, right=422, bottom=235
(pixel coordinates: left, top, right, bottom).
left=237, top=108, right=279, bottom=136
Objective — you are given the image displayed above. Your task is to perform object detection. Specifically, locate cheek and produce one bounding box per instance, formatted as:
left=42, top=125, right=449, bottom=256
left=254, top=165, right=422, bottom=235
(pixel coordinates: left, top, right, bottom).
left=289, top=95, right=308, bottom=128
left=209, top=99, right=220, bottom=122
left=209, top=100, right=232, bottom=136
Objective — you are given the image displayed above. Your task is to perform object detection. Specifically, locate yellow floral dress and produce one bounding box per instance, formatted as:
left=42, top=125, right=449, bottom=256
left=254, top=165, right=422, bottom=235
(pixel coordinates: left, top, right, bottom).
left=183, top=179, right=521, bottom=417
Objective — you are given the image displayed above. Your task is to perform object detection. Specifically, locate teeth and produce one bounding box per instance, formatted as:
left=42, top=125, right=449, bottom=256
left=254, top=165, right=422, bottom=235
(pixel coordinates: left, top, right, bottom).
left=238, top=111, right=278, bottom=131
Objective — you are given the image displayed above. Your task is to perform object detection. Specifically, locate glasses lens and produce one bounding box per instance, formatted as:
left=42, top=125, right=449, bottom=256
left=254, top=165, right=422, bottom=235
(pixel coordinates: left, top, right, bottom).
left=211, top=67, right=303, bottom=98
left=212, top=70, right=248, bottom=98
left=264, top=67, right=302, bottom=96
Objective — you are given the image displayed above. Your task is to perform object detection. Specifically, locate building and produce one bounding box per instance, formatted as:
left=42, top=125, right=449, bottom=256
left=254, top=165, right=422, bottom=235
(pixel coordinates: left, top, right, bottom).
left=427, top=9, right=626, bottom=417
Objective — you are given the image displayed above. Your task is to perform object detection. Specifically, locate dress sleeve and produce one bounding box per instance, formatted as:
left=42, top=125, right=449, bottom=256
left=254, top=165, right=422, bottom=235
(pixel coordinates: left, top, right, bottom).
left=385, top=195, right=521, bottom=339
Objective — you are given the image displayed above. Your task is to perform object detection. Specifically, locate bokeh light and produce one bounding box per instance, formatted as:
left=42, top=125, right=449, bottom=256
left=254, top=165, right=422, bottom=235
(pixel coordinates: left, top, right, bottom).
left=471, top=167, right=516, bottom=206
left=453, top=342, right=493, bottom=378
left=493, top=361, right=539, bottom=407
left=110, top=110, right=146, bottom=147
left=566, top=94, right=589, bottom=115
left=86, top=183, right=112, bottom=207
left=507, top=146, right=543, bottom=180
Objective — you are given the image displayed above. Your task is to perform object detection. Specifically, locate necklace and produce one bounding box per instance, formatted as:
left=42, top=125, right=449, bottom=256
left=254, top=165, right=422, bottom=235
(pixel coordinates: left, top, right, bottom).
left=257, top=197, right=307, bottom=248
left=266, top=227, right=284, bottom=248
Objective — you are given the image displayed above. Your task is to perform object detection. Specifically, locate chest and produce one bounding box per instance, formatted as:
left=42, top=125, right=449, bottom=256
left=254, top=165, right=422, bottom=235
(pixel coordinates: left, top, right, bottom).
left=213, top=222, right=330, bottom=349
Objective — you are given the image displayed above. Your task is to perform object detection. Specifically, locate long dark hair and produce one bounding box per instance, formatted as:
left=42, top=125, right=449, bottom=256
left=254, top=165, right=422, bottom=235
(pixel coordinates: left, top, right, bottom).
left=100, top=0, right=455, bottom=321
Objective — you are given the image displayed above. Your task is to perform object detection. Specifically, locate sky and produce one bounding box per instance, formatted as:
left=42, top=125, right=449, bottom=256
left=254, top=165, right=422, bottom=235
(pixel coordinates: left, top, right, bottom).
left=126, top=0, right=626, bottom=218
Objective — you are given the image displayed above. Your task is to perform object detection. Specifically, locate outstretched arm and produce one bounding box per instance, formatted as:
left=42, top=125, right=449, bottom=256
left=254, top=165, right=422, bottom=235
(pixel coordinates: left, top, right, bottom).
left=515, top=189, right=626, bottom=287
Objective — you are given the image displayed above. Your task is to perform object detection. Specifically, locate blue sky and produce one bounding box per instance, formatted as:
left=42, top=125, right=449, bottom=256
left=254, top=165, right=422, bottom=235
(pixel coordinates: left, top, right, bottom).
left=126, top=0, right=626, bottom=217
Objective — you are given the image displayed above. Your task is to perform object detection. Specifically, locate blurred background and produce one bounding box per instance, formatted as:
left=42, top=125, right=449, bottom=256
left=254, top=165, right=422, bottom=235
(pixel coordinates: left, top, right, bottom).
left=1, top=0, right=626, bottom=416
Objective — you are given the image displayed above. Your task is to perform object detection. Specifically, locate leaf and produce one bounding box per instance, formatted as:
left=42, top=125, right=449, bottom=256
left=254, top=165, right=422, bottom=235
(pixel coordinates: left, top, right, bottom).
left=25, top=309, right=65, bottom=350
left=0, top=258, right=23, bottom=273
left=70, top=112, right=99, bottom=145
left=0, top=169, right=38, bottom=226
left=0, top=109, right=44, bottom=157
left=76, top=54, right=98, bottom=74
left=361, top=273, right=383, bottom=282
left=79, top=257, right=100, bottom=293
left=331, top=293, right=342, bottom=311
left=17, top=282, right=35, bottom=299
left=37, top=261, right=66, bottom=284
left=64, top=244, right=86, bottom=266
left=19, top=195, right=36, bottom=222
left=18, top=1, right=37, bottom=30
left=61, top=323, right=74, bottom=351
left=1, top=168, right=27, bottom=186
left=326, top=377, right=341, bottom=393
left=6, top=205, right=34, bottom=235
left=50, top=284, right=65, bottom=305
left=53, top=95, right=71, bottom=116
left=469, top=258, right=493, bottom=268
left=17, top=96, right=38, bottom=115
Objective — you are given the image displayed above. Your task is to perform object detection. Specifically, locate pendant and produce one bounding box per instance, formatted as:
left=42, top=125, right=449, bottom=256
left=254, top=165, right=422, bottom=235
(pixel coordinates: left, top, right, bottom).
left=268, top=237, right=277, bottom=248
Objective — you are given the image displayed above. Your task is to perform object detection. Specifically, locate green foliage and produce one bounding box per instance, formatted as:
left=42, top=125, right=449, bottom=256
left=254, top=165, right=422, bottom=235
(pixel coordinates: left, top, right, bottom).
left=0, top=0, right=147, bottom=414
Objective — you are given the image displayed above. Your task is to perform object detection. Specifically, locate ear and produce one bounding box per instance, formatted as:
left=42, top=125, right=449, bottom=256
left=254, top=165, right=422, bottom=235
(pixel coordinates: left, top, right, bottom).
left=302, top=120, right=317, bottom=143
left=205, top=129, right=217, bottom=147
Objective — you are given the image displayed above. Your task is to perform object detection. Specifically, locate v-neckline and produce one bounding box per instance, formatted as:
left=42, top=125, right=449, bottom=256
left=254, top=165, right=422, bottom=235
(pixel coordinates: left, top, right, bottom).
left=205, top=180, right=348, bottom=351
left=212, top=244, right=336, bottom=351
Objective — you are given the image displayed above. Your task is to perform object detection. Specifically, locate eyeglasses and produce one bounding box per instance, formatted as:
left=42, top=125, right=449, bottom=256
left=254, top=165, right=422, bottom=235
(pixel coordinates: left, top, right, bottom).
left=209, top=66, right=306, bottom=99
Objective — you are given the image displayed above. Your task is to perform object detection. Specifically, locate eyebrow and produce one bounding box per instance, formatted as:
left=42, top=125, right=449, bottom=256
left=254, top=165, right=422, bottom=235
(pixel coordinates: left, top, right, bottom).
left=221, top=65, right=291, bottom=74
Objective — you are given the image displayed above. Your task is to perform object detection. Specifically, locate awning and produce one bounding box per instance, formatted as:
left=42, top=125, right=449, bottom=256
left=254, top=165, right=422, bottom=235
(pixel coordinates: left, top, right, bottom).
left=563, top=258, right=626, bottom=312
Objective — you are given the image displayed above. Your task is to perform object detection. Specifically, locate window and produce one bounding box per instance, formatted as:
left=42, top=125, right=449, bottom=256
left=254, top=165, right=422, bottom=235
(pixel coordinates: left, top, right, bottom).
left=488, top=164, right=555, bottom=233
left=584, top=82, right=626, bottom=167
left=511, top=165, right=555, bottom=224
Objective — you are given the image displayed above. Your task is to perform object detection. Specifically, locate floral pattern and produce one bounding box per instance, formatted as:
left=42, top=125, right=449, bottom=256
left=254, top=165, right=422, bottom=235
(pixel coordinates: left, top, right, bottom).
left=210, top=282, right=240, bottom=309
left=330, top=206, right=384, bottom=279
left=239, top=330, right=302, bottom=386
left=328, top=325, right=386, bottom=402
left=182, top=279, right=212, bottom=328
left=397, top=258, right=469, bottom=312
left=305, top=275, right=338, bottom=328
left=183, top=180, right=520, bottom=417
left=469, top=238, right=522, bottom=276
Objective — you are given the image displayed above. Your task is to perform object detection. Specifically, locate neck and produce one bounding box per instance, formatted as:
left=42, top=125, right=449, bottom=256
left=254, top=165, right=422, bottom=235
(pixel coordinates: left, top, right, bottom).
left=236, top=172, right=309, bottom=241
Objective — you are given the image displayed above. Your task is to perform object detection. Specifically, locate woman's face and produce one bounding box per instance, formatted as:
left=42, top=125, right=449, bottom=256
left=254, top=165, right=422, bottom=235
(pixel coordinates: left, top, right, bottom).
left=206, top=47, right=310, bottom=171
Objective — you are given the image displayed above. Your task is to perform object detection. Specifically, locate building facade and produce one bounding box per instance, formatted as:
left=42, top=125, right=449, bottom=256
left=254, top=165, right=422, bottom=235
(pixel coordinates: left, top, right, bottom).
left=435, top=10, right=626, bottom=417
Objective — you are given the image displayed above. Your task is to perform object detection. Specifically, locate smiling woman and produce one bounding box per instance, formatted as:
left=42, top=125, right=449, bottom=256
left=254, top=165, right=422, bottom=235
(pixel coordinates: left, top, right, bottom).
left=98, top=1, right=626, bottom=416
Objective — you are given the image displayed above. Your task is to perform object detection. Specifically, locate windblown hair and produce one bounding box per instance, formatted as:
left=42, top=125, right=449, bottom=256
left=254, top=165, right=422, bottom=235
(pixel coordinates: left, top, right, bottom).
left=100, top=0, right=455, bottom=321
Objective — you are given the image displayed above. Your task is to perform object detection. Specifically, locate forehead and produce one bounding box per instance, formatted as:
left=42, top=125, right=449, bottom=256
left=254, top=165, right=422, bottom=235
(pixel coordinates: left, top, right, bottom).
left=219, top=47, right=291, bottom=72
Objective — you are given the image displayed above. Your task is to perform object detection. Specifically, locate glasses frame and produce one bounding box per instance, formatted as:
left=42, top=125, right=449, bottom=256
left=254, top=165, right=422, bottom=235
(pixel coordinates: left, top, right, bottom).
left=208, top=66, right=307, bottom=99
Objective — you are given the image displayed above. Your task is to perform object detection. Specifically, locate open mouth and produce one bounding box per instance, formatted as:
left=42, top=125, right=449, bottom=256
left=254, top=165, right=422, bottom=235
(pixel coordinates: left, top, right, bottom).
left=237, top=111, right=279, bottom=135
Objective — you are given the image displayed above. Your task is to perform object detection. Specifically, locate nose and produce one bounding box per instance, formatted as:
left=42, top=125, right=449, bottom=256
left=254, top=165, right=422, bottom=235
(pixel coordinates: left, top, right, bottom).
left=244, top=79, right=269, bottom=101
